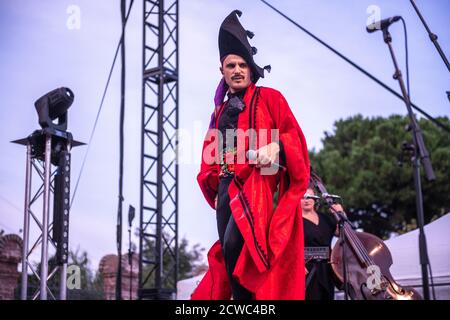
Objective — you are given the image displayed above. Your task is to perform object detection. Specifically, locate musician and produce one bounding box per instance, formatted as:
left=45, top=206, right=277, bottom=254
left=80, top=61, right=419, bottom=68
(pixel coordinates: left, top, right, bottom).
left=302, top=186, right=344, bottom=300
left=192, top=10, right=310, bottom=300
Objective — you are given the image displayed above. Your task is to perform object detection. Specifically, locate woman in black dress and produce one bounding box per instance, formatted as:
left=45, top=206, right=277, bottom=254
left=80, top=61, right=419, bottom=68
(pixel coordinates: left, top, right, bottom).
left=302, top=187, right=344, bottom=300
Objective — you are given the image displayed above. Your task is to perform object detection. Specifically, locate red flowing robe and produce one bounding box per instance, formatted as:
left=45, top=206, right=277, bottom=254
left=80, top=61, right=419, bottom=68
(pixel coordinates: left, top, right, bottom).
left=192, top=83, right=310, bottom=300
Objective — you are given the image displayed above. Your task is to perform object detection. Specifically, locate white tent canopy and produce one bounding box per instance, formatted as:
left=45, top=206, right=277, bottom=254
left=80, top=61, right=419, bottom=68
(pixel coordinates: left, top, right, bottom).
left=384, top=212, right=450, bottom=299
left=177, top=274, right=204, bottom=300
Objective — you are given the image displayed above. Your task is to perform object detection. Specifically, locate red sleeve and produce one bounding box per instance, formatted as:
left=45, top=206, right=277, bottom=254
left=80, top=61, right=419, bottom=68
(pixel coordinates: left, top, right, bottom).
left=197, top=128, right=220, bottom=209
left=274, top=92, right=309, bottom=191
left=265, top=89, right=310, bottom=262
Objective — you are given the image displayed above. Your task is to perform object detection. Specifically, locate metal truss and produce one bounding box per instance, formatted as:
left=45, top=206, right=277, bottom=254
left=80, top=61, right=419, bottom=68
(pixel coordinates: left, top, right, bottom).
left=139, top=0, right=179, bottom=299
left=14, top=130, right=76, bottom=300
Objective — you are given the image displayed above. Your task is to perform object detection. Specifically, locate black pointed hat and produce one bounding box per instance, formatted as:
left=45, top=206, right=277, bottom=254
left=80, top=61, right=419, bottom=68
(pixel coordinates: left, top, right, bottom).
left=218, top=10, right=271, bottom=83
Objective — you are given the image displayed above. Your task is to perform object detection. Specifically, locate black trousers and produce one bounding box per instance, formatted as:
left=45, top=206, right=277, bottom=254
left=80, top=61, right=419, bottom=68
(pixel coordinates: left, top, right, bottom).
left=216, top=176, right=253, bottom=300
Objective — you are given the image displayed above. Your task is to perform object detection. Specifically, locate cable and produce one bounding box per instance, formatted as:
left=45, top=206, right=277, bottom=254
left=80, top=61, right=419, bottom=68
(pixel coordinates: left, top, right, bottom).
left=70, top=0, right=135, bottom=209
left=428, top=263, right=437, bottom=300
left=400, top=17, right=410, bottom=100
left=410, top=0, right=450, bottom=72
left=116, top=0, right=128, bottom=301
left=259, top=0, right=450, bottom=134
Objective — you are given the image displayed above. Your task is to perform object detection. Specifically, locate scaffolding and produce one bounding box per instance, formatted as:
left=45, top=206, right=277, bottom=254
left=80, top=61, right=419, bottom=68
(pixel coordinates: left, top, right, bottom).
left=13, top=129, right=83, bottom=300
left=139, top=0, right=179, bottom=299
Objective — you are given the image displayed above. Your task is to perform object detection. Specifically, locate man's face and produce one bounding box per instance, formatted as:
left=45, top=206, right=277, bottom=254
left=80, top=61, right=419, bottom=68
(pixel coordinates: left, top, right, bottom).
left=220, top=54, right=252, bottom=93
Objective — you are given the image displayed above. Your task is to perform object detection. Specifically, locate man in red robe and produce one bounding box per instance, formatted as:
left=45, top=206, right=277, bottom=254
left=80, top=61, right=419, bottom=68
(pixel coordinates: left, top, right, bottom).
left=192, top=10, right=310, bottom=300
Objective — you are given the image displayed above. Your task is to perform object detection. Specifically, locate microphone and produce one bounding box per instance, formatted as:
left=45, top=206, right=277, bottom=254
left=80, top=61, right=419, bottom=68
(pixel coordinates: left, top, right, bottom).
left=303, top=194, right=320, bottom=201
left=321, top=193, right=342, bottom=207
left=366, top=16, right=401, bottom=33
left=246, top=149, right=286, bottom=170
left=322, top=193, right=341, bottom=200
left=246, top=149, right=258, bottom=162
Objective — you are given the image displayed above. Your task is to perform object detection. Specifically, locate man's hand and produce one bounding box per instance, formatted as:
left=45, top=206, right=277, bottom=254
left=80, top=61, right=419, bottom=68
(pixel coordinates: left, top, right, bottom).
left=330, top=203, right=345, bottom=236
left=214, top=194, right=218, bottom=210
left=254, top=142, right=280, bottom=168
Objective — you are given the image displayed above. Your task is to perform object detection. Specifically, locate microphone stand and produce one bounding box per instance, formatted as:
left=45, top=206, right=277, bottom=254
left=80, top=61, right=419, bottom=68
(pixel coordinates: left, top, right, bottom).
left=338, top=215, right=349, bottom=300
left=128, top=224, right=133, bottom=300
left=127, top=205, right=135, bottom=300
left=326, top=198, right=353, bottom=300
left=381, top=26, right=436, bottom=300
left=311, top=170, right=354, bottom=300
left=410, top=0, right=450, bottom=72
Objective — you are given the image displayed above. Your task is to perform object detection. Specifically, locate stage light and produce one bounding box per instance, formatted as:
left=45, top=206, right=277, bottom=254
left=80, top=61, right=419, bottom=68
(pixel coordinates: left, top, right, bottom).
left=34, top=87, right=74, bottom=131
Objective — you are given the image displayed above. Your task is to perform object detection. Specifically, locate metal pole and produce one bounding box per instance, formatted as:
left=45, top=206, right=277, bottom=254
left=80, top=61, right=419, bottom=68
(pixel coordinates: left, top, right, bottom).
left=174, top=0, right=179, bottom=299
left=129, top=225, right=132, bottom=300
left=116, top=0, right=127, bottom=300
left=60, top=140, right=72, bottom=300
left=130, top=253, right=132, bottom=300
left=410, top=0, right=450, bottom=72
left=384, top=29, right=432, bottom=300
left=138, top=0, right=146, bottom=298
left=21, top=143, right=32, bottom=300
left=60, top=263, right=67, bottom=300
left=40, top=134, right=52, bottom=300
left=413, top=155, right=430, bottom=300
left=155, top=0, right=165, bottom=292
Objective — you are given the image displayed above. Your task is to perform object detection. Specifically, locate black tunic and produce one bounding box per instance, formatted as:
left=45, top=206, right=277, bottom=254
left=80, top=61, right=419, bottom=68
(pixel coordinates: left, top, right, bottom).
left=215, top=89, right=253, bottom=300
left=217, top=89, right=246, bottom=164
left=303, top=211, right=337, bottom=300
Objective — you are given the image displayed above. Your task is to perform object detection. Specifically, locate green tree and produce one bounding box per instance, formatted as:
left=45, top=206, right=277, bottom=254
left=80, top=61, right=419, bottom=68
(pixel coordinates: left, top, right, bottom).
left=310, top=114, right=449, bottom=239
left=19, top=248, right=103, bottom=299
left=178, top=238, right=207, bottom=280
left=66, top=247, right=104, bottom=299
left=140, top=231, right=206, bottom=289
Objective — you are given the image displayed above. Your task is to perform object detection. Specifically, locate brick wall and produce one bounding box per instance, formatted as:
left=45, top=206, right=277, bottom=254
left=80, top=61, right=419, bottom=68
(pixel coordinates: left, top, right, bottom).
left=0, top=234, right=23, bottom=300
left=98, top=253, right=139, bottom=300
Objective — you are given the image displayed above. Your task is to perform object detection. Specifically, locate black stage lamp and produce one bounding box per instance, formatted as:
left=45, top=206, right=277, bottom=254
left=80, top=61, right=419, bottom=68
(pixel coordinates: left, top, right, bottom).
left=34, top=87, right=74, bottom=131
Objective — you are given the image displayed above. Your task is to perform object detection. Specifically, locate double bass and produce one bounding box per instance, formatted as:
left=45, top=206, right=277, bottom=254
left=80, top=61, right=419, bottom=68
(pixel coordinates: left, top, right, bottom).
left=310, top=171, right=422, bottom=300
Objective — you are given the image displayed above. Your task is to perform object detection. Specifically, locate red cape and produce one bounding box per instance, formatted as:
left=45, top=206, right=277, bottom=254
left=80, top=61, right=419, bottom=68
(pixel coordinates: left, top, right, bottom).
left=192, top=83, right=310, bottom=300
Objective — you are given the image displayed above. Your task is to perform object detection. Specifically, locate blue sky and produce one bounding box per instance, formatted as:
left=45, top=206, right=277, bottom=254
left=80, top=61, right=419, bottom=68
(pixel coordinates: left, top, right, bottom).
left=0, top=0, right=448, bottom=269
